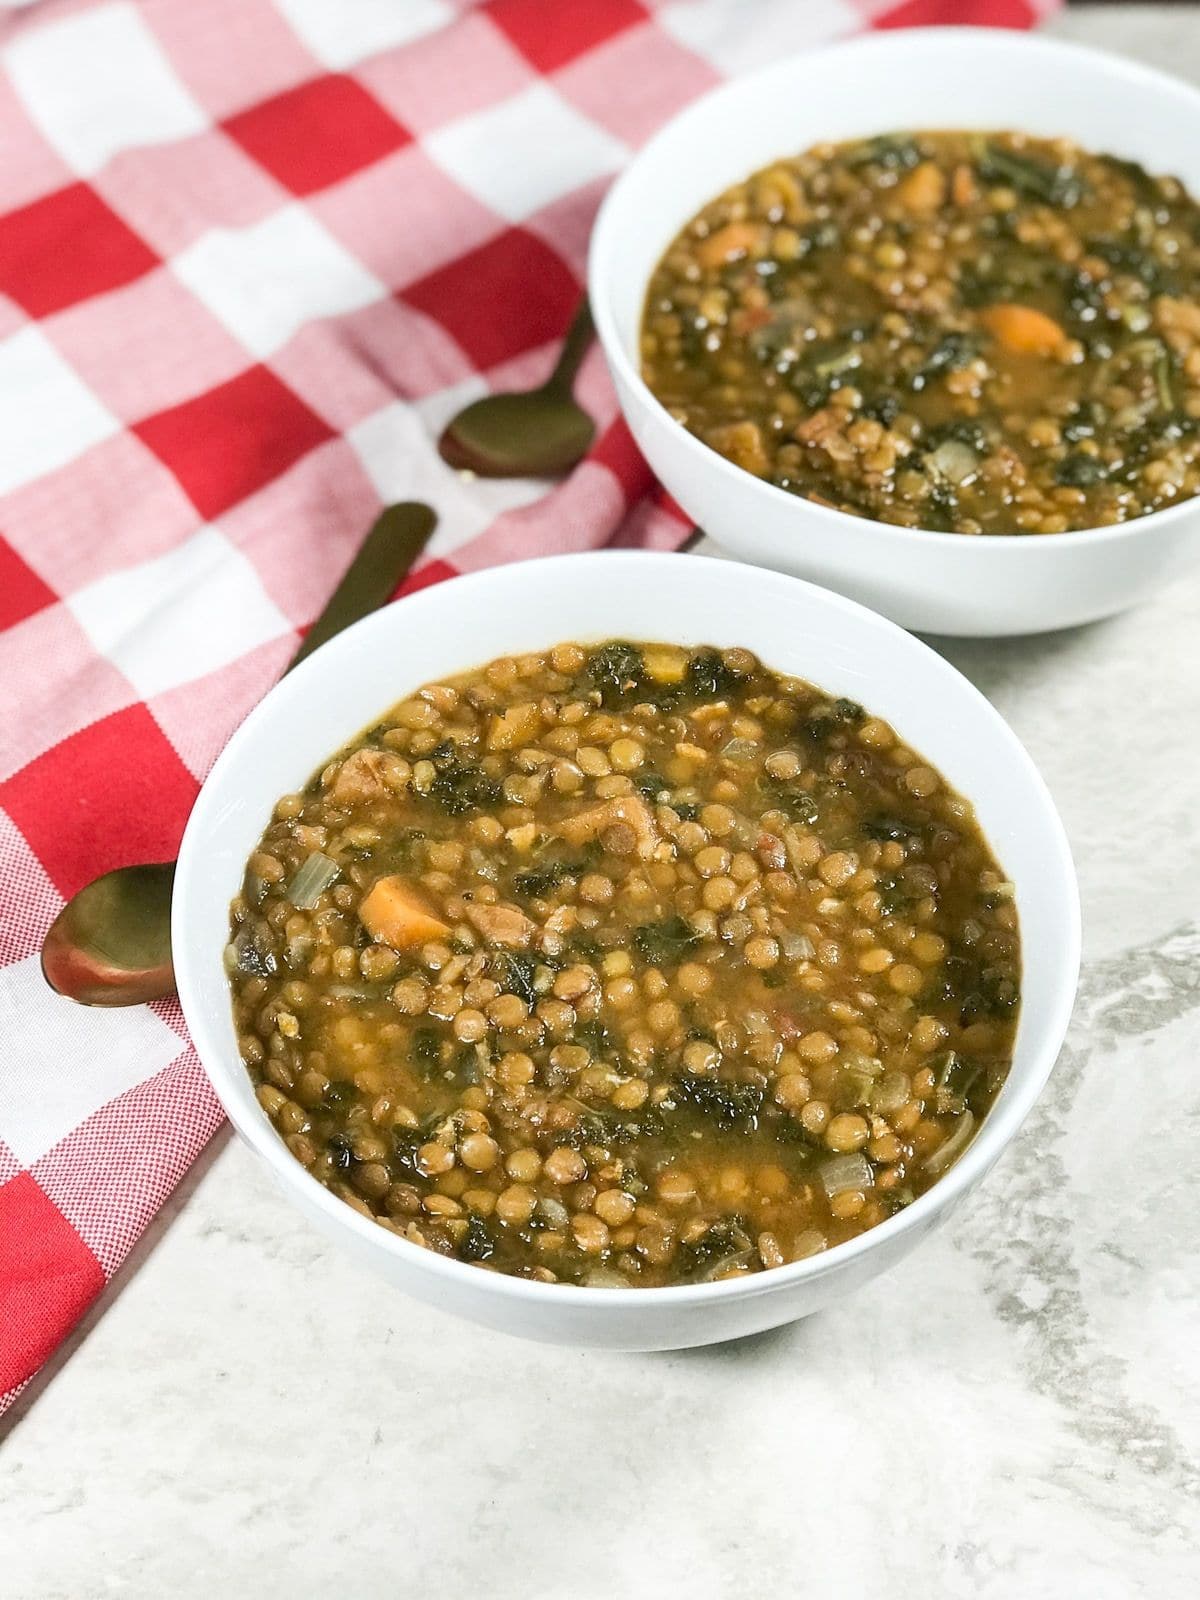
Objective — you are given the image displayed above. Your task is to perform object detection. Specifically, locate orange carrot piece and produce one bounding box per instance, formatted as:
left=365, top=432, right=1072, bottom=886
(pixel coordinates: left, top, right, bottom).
left=487, top=701, right=541, bottom=751
left=359, top=875, right=449, bottom=950
left=951, top=163, right=977, bottom=207
left=896, top=161, right=946, bottom=213
left=696, top=221, right=767, bottom=269
left=979, top=303, right=1066, bottom=357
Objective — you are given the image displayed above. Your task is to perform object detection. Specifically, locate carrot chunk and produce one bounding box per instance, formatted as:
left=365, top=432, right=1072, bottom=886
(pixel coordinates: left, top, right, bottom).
left=359, top=875, right=449, bottom=950
left=696, top=221, right=768, bottom=269
left=951, top=163, right=977, bottom=207
left=487, top=701, right=541, bottom=751
left=896, top=161, right=946, bottom=213
left=979, top=303, right=1066, bottom=356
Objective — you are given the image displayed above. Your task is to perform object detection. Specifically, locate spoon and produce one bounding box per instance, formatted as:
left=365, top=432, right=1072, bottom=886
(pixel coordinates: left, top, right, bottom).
left=438, top=299, right=597, bottom=477
left=41, top=501, right=438, bottom=1008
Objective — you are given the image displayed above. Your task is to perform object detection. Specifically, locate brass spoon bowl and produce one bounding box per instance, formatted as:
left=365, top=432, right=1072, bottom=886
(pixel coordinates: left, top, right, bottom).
left=438, top=300, right=596, bottom=477
left=41, top=501, right=437, bottom=1007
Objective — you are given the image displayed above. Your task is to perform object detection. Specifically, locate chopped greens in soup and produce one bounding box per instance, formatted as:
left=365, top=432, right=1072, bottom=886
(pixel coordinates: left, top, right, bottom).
left=641, top=130, right=1200, bottom=534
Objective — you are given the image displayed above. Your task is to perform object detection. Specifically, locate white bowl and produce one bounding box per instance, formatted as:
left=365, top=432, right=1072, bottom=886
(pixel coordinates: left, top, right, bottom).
left=174, top=552, right=1079, bottom=1350
left=589, top=27, right=1200, bottom=636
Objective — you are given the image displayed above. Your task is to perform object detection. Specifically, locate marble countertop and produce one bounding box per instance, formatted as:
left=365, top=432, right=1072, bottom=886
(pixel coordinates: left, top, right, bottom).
left=5, top=8, right=1199, bottom=1597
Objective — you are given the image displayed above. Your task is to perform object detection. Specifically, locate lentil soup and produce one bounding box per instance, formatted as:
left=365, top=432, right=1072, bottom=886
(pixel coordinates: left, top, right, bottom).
left=641, top=130, right=1200, bottom=535
left=228, top=641, right=1020, bottom=1287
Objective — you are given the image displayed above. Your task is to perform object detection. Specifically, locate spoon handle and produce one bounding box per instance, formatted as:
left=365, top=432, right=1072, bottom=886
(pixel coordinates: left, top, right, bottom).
left=288, top=501, right=437, bottom=672
left=544, top=298, right=595, bottom=395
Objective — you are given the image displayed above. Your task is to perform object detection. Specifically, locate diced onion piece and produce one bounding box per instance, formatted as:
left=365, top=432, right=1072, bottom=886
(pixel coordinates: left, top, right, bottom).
left=871, top=1070, right=912, bottom=1116
left=696, top=1248, right=756, bottom=1283
left=792, top=1229, right=827, bottom=1260
left=780, top=931, right=815, bottom=960
left=928, top=439, right=979, bottom=485
left=837, top=1052, right=884, bottom=1106
left=720, top=738, right=758, bottom=762
left=820, top=1152, right=875, bottom=1197
left=839, top=1072, right=878, bottom=1108
left=232, top=924, right=276, bottom=978
left=537, top=1196, right=570, bottom=1229
left=841, top=1051, right=883, bottom=1079
left=584, top=1268, right=630, bottom=1288
left=730, top=815, right=758, bottom=848
left=923, top=1110, right=976, bottom=1177
left=287, top=850, right=340, bottom=909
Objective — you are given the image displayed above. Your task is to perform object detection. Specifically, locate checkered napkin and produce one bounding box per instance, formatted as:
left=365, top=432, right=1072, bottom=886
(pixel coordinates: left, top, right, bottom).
left=0, top=0, right=1055, bottom=1415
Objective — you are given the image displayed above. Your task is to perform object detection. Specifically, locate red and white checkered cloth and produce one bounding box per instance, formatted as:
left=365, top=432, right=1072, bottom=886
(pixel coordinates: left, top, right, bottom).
left=0, top=0, right=1056, bottom=1414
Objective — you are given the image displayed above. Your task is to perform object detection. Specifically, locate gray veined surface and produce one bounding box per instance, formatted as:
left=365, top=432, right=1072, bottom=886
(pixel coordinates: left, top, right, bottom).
left=956, top=921, right=1200, bottom=1541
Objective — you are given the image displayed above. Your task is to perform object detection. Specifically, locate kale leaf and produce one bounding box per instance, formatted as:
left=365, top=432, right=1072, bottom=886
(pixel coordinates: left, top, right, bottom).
left=495, top=949, right=543, bottom=1008
left=633, top=915, right=702, bottom=966
left=931, top=1049, right=985, bottom=1101
left=326, top=1134, right=354, bottom=1173
left=425, top=743, right=502, bottom=816
left=1085, top=236, right=1173, bottom=293
left=584, top=642, right=646, bottom=708
left=845, top=134, right=923, bottom=172
left=460, top=1212, right=496, bottom=1262
left=1055, top=453, right=1107, bottom=487
left=861, top=393, right=901, bottom=428
left=799, top=697, right=864, bottom=745
left=685, top=648, right=742, bottom=701
left=769, top=786, right=819, bottom=825
left=676, top=1215, right=754, bottom=1281
left=631, top=770, right=671, bottom=803
left=410, top=1026, right=442, bottom=1075
left=939, top=953, right=1020, bottom=1025
left=670, top=1073, right=764, bottom=1131
left=325, top=1080, right=358, bottom=1111
left=573, top=1018, right=615, bottom=1057
left=976, top=142, right=1084, bottom=208
left=863, top=814, right=925, bottom=842
left=876, top=873, right=914, bottom=917
left=920, top=417, right=991, bottom=456
left=511, top=861, right=572, bottom=899
left=912, top=331, right=980, bottom=392
left=1062, top=401, right=1105, bottom=443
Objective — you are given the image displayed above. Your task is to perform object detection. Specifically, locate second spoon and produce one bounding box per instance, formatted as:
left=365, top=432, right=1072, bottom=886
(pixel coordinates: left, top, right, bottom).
left=438, top=299, right=597, bottom=478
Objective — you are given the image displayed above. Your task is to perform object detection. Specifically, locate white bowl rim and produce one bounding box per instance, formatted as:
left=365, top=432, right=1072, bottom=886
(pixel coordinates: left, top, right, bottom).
left=174, top=550, right=1081, bottom=1310
left=589, top=24, right=1200, bottom=553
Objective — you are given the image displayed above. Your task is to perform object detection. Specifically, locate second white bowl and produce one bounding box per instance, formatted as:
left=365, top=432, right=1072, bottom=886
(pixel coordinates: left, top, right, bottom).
left=589, top=27, right=1200, bottom=635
